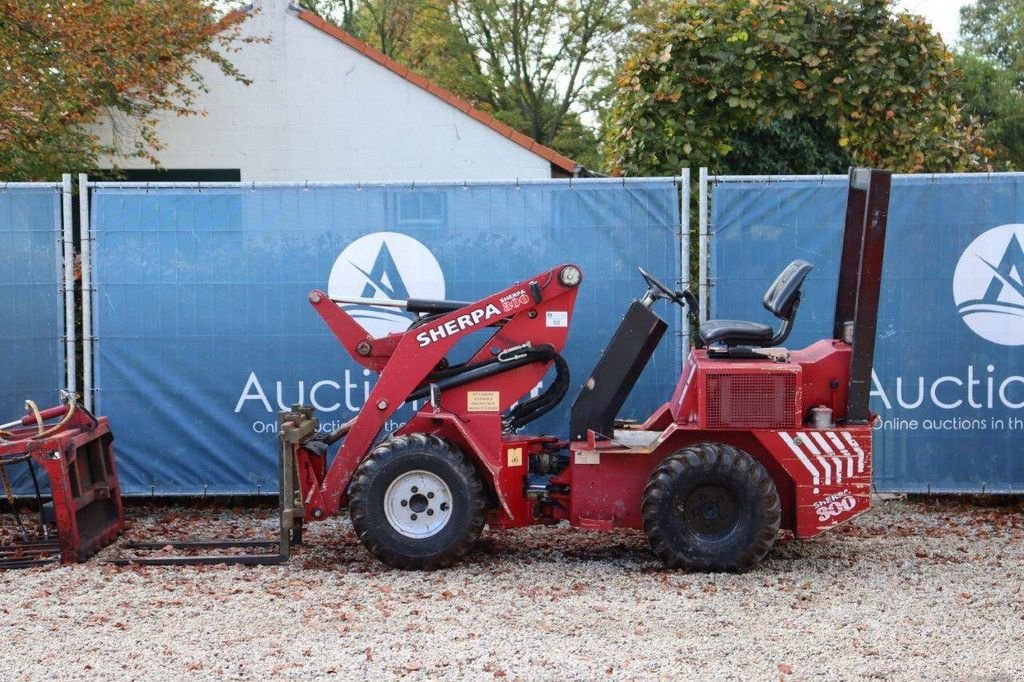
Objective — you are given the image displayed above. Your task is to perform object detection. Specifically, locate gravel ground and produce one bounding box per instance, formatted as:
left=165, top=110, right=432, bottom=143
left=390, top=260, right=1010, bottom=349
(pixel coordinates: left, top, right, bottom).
left=1, top=497, right=1022, bottom=681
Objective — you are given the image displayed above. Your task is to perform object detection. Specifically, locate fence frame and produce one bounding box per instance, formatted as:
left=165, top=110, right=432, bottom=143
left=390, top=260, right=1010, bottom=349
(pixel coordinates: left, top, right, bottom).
left=80, top=176, right=689, bottom=494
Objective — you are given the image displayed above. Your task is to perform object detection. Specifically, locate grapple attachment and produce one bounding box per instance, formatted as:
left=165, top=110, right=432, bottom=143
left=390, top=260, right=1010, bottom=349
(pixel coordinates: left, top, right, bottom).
left=0, top=397, right=124, bottom=567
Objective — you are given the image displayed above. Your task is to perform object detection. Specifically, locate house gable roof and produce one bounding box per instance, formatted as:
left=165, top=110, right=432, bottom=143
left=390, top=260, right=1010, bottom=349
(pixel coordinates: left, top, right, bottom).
left=293, top=9, right=577, bottom=175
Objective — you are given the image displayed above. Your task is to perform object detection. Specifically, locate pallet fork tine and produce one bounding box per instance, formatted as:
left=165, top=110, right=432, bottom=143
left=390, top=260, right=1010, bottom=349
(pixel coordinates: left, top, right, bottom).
left=106, top=407, right=314, bottom=567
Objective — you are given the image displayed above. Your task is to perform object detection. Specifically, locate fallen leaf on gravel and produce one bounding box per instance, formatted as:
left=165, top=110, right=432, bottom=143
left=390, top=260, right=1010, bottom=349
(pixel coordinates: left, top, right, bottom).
left=406, top=660, right=423, bottom=671
left=778, top=663, right=793, bottom=674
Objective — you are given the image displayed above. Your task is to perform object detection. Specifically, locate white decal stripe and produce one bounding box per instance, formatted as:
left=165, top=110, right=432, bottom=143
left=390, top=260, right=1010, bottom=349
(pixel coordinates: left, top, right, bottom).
left=811, top=431, right=844, bottom=484
left=809, top=431, right=840, bottom=484
left=826, top=432, right=854, bottom=478
left=842, top=431, right=866, bottom=473
left=797, top=433, right=832, bottom=485
left=779, top=432, right=819, bottom=485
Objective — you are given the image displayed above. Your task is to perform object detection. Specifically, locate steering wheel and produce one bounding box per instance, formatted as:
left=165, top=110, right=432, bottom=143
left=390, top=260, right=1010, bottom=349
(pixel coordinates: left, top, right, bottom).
left=638, top=267, right=697, bottom=311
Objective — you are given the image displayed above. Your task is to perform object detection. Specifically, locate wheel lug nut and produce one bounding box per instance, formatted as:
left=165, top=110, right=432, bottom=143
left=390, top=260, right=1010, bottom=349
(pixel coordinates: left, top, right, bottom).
left=427, top=509, right=434, bottom=516
left=427, top=492, right=434, bottom=499
left=401, top=500, right=408, bottom=507
left=410, top=513, right=418, bottom=520
left=411, top=486, right=418, bottom=493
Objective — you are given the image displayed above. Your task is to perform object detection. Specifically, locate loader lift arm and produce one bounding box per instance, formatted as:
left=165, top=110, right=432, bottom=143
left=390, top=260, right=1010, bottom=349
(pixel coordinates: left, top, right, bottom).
left=300, top=264, right=584, bottom=520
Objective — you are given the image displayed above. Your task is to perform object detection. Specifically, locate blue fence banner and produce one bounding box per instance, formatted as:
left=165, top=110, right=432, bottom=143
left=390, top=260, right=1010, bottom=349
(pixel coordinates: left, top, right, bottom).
left=0, top=184, right=66, bottom=493
left=711, top=174, right=1024, bottom=493
left=0, top=184, right=65, bottom=421
left=91, top=180, right=681, bottom=495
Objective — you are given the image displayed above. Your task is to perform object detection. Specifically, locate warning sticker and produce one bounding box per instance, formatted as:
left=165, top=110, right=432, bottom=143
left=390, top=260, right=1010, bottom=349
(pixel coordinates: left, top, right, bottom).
left=575, top=451, right=600, bottom=465
left=506, top=447, right=523, bottom=467
left=467, top=391, right=500, bottom=412
left=545, top=311, right=568, bottom=327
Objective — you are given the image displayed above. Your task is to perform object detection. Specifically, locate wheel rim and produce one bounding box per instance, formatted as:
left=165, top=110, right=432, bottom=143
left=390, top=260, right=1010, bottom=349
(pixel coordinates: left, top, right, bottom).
left=680, top=484, right=738, bottom=539
left=383, top=470, right=453, bottom=539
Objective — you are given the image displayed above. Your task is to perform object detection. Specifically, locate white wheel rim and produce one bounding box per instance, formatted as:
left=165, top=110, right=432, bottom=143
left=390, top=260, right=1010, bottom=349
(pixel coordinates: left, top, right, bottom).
left=383, top=470, right=453, bottom=539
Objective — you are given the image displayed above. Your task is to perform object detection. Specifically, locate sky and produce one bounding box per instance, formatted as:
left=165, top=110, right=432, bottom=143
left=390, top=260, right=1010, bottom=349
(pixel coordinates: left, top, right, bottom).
left=894, top=0, right=974, bottom=45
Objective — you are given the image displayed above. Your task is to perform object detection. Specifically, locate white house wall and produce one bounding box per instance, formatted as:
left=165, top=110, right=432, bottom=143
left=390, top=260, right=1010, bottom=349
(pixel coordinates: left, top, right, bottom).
left=94, top=3, right=553, bottom=181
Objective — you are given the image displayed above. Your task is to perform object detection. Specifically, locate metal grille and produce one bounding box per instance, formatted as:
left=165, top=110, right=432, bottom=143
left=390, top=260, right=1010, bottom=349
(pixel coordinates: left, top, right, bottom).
left=704, top=372, right=797, bottom=429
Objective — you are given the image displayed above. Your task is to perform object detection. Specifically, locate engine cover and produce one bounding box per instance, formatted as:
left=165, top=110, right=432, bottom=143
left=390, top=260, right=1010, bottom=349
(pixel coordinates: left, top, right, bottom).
left=702, top=369, right=800, bottom=430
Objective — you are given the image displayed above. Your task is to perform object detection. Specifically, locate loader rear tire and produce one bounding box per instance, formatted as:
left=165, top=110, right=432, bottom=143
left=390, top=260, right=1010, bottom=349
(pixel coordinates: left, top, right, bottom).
left=642, top=442, right=780, bottom=572
left=348, top=434, right=485, bottom=570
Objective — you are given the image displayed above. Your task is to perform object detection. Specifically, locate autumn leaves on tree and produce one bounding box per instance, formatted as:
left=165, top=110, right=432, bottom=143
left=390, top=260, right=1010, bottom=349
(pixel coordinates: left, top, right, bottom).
left=0, top=1, right=250, bottom=181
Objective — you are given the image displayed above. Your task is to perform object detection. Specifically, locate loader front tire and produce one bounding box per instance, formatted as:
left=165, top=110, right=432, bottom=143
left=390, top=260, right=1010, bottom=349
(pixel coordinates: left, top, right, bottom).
left=642, top=442, right=780, bottom=572
left=348, top=434, right=485, bottom=570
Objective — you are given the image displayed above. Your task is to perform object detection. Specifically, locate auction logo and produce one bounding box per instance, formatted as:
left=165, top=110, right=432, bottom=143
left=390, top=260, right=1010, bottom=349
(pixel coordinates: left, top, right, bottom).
left=953, top=224, right=1024, bottom=346
left=328, top=232, right=445, bottom=337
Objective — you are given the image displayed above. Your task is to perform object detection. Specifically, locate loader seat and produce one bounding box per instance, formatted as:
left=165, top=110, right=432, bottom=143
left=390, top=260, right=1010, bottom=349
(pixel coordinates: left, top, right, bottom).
left=697, top=259, right=813, bottom=348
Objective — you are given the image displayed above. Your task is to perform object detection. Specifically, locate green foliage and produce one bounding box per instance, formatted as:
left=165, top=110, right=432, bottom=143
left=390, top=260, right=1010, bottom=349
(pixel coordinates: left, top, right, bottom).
left=961, top=0, right=1024, bottom=84
left=0, top=1, right=251, bottom=181
left=605, top=0, right=988, bottom=176
left=953, top=52, right=1024, bottom=170
left=725, top=116, right=851, bottom=175
left=550, top=114, right=604, bottom=170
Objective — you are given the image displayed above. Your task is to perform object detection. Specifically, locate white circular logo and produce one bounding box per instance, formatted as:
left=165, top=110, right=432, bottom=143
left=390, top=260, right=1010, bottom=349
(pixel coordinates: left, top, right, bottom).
left=953, top=224, right=1024, bottom=346
left=328, top=232, right=445, bottom=337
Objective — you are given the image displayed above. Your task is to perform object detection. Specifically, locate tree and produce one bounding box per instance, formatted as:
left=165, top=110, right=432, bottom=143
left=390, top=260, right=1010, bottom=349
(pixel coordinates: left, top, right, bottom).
left=447, top=0, right=628, bottom=153
left=350, top=0, right=490, bottom=100
left=961, top=0, right=1024, bottom=85
left=604, top=0, right=989, bottom=176
left=302, top=0, right=633, bottom=167
left=0, top=1, right=251, bottom=181
left=953, top=52, right=1024, bottom=170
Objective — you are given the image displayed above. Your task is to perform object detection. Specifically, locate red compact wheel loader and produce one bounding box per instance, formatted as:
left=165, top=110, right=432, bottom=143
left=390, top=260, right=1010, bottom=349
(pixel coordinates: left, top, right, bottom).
left=105, top=167, right=892, bottom=570
left=276, top=167, right=891, bottom=572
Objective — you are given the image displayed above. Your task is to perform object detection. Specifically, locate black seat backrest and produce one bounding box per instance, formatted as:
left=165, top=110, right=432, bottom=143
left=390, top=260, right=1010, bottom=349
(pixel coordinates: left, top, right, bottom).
left=762, top=260, right=814, bottom=320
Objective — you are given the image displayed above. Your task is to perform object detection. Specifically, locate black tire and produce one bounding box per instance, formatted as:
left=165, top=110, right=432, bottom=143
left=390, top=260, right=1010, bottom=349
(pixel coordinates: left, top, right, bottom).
left=642, top=442, right=781, bottom=572
left=348, top=434, right=485, bottom=570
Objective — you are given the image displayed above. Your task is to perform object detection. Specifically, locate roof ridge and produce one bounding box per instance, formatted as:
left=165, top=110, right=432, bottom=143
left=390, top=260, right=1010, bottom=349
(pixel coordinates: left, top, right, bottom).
left=293, top=9, right=577, bottom=175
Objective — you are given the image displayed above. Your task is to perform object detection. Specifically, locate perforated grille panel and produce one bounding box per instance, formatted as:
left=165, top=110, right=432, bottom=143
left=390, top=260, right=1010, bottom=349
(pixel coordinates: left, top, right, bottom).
left=704, top=372, right=797, bottom=429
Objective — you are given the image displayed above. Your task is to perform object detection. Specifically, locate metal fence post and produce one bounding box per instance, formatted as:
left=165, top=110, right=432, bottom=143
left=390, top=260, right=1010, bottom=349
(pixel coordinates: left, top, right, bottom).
left=680, top=168, right=691, bottom=360
left=698, top=167, right=709, bottom=323
left=78, top=174, right=94, bottom=410
left=61, top=175, right=77, bottom=396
